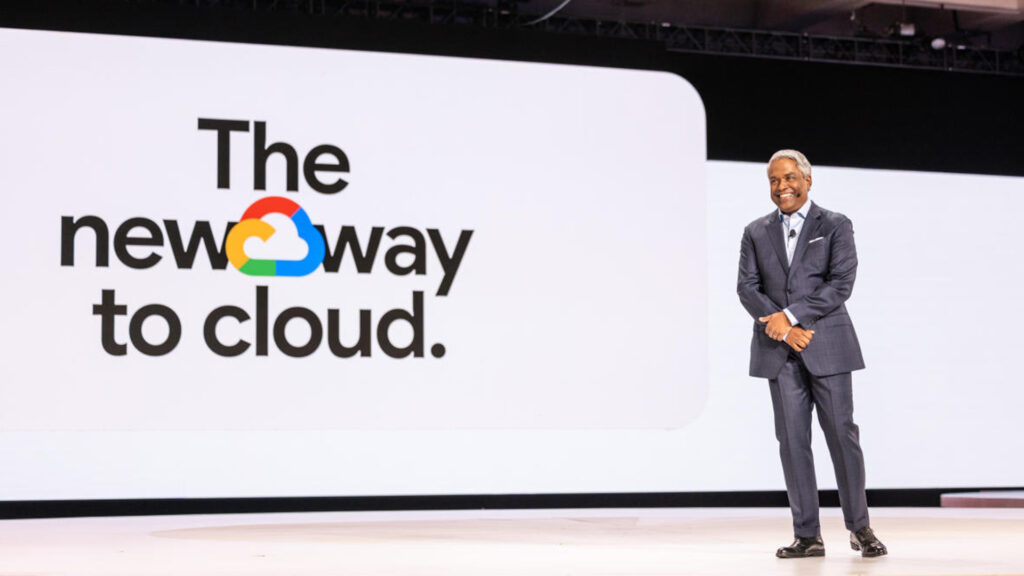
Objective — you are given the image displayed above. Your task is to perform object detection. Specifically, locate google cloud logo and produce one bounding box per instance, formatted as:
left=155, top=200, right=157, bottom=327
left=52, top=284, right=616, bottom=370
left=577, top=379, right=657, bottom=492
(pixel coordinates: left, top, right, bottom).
left=226, top=197, right=326, bottom=277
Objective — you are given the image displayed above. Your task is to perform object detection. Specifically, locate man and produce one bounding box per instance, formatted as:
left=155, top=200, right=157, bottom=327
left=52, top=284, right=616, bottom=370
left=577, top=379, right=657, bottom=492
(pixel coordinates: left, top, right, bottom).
left=737, top=149, right=887, bottom=559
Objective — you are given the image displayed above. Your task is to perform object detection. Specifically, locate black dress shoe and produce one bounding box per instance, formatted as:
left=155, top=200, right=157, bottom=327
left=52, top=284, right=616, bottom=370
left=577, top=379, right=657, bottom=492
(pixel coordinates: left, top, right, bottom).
left=776, top=536, right=825, bottom=558
left=850, top=527, right=888, bottom=557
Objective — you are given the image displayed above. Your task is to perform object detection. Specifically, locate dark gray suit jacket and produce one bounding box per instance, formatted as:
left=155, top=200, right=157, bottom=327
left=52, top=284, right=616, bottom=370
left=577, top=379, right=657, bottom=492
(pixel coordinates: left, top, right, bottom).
left=737, top=202, right=865, bottom=379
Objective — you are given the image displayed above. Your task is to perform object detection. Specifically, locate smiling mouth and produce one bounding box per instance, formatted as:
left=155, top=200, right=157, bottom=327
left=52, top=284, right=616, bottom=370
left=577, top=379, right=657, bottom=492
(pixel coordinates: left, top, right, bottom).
left=779, top=193, right=795, bottom=199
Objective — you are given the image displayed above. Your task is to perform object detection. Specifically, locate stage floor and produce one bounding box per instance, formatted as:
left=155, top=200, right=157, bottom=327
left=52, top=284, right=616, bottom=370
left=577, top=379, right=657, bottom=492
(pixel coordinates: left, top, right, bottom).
left=1, top=507, right=1022, bottom=575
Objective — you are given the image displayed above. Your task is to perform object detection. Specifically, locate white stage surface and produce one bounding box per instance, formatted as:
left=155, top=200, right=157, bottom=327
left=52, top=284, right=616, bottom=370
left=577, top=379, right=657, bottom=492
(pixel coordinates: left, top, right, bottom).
left=1, top=507, right=1022, bottom=575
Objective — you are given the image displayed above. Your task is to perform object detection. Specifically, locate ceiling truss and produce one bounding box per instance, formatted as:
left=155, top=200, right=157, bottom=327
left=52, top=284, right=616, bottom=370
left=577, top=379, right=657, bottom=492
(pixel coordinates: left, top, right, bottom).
left=153, top=0, right=1024, bottom=75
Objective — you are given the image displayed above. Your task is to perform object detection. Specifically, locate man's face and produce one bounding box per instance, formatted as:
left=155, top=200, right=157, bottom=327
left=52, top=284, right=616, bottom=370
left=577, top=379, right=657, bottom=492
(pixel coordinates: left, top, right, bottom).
left=768, top=157, right=811, bottom=215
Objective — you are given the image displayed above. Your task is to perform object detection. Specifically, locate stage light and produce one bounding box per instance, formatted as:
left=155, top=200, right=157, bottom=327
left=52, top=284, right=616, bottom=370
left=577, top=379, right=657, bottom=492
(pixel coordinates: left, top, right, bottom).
left=931, top=37, right=946, bottom=50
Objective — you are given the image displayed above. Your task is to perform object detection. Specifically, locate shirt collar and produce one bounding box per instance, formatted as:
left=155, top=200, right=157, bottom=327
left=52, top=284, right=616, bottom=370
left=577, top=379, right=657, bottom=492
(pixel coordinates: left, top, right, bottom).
left=779, top=200, right=812, bottom=222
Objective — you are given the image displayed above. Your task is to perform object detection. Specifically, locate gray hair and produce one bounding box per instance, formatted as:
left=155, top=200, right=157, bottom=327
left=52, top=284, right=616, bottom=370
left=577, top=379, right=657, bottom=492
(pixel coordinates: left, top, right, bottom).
left=767, top=149, right=812, bottom=178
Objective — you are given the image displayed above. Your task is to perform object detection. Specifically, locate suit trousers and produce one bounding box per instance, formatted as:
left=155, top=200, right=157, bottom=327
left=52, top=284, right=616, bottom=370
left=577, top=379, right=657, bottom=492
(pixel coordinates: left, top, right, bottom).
left=768, top=355, right=870, bottom=537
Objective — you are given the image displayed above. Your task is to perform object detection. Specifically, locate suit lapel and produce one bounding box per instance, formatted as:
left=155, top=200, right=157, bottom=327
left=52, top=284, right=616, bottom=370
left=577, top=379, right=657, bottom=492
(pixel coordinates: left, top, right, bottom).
left=789, top=203, right=823, bottom=275
left=764, top=212, right=790, bottom=276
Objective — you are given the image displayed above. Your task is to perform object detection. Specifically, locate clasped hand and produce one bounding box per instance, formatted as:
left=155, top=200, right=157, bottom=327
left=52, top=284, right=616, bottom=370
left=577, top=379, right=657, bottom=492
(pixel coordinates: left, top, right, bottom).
left=757, top=311, right=814, bottom=352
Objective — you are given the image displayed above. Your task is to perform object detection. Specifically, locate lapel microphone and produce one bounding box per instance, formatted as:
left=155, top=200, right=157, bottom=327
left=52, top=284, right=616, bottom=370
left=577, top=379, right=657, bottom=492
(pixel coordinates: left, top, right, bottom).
left=789, top=229, right=797, bottom=239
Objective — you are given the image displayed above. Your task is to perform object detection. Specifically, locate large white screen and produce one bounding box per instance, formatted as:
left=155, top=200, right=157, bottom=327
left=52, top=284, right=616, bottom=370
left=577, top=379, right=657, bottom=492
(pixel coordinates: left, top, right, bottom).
left=0, top=28, right=707, bottom=431
left=0, top=29, right=1022, bottom=500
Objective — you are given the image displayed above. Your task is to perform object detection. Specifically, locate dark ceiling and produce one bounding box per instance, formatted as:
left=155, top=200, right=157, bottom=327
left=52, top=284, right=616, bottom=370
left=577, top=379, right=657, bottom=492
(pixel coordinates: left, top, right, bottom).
left=519, top=0, right=1024, bottom=50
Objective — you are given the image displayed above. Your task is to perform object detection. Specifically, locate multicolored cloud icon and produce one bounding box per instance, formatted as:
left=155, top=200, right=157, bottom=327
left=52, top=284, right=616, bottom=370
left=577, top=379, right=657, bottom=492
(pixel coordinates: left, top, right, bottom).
left=226, top=197, right=326, bottom=277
